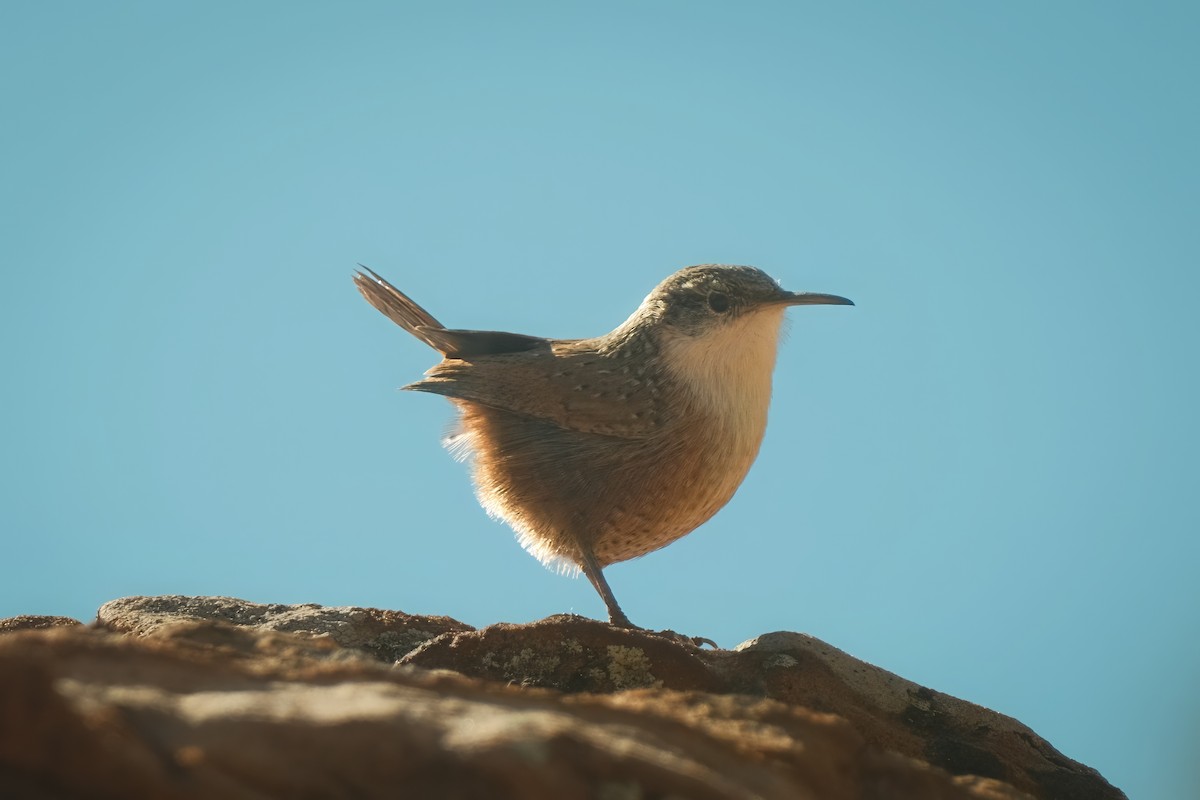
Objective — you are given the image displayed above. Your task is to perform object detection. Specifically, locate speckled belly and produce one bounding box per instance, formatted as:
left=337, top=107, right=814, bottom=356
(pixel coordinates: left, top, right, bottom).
left=453, top=401, right=766, bottom=569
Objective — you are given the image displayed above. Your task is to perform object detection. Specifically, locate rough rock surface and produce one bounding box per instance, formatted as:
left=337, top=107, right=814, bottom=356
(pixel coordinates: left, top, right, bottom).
left=401, top=617, right=1122, bottom=800
left=0, top=596, right=1125, bottom=800
left=98, top=595, right=472, bottom=662
left=0, top=615, right=82, bottom=632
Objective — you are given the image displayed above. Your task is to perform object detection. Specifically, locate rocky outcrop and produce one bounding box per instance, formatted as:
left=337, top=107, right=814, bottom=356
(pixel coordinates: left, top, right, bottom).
left=0, top=596, right=1125, bottom=800
left=98, top=595, right=471, bottom=663
left=0, top=615, right=82, bottom=632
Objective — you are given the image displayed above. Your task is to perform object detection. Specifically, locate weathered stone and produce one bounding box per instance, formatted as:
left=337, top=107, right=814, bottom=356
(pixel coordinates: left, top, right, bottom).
left=403, top=619, right=1125, bottom=800
left=98, top=594, right=471, bottom=662
left=0, top=615, right=83, bottom=632
left=402, top=614, right=722, bottom=692
left=0, top=623, right=1029, bottom=800
left=0, top=597, right=1126, bottom=800
left=722, top=632, right=1119, bottom=800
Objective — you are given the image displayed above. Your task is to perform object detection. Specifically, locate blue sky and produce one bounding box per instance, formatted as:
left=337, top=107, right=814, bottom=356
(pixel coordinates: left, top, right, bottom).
left=3, top=3, right=1197, bottom=796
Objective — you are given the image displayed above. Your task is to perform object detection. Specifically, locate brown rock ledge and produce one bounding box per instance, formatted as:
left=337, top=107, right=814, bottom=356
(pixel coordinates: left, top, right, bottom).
left=0, top=596, right=1124, bottom=800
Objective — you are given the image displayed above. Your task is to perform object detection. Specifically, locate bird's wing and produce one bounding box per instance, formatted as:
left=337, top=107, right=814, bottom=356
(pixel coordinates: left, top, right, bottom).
left=419, top=327, right=551, bottom=358
left=354, top=268, right=665, bottom=437
left=407, top=344, right=666, bottom=439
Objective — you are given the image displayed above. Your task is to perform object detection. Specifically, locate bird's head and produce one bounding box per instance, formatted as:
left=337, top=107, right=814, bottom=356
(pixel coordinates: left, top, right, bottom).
left=620, top=264, right=853, bottom=423
left=636, top=264, right=852, bottom=338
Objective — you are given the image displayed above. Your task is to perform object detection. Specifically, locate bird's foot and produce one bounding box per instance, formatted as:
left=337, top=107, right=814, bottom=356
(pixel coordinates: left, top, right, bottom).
left=654, top=629, right=720, bottom=649
left=607, top=615, right=719, bottom=649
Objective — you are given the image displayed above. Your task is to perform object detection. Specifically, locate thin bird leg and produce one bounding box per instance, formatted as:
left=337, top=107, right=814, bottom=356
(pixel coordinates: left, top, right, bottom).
left=577, top=548, right=634, bottom=628
left=579, top=545, right=718, bottom=649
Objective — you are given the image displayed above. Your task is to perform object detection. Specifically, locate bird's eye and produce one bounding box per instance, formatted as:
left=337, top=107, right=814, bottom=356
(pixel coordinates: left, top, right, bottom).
left=707, top=292, right=731, bottom=313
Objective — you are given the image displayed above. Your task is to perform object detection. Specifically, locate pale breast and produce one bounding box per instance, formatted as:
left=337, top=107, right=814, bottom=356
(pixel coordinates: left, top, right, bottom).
left=658, top=305, right=785, bottom=456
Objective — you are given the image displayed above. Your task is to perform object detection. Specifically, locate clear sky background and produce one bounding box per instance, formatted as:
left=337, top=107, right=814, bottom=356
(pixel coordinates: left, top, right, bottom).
left=3, top=3, right=1196, bottom=797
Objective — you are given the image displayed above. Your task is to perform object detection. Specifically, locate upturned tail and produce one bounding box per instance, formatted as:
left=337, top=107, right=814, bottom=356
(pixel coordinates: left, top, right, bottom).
left=353, top=267, right=448, bottom=352
left=354, top=267, right=551, bottom=358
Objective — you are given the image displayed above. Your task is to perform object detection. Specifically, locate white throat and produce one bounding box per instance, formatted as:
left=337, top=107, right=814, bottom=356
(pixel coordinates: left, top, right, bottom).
left=660, top=307, right=786, bottom=445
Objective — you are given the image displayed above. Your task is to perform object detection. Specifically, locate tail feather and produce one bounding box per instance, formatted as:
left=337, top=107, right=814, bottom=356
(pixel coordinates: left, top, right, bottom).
left=353, top=266, right=447, bottom=352
left=355, top=266, right=553, bottom=359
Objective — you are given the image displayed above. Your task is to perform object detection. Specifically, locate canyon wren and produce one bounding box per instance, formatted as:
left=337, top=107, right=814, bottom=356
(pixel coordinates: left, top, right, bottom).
left=354, top=264, right=852, bottom=628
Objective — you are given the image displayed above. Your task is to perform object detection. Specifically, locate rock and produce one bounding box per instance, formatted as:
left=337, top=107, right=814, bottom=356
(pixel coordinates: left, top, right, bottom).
left=0, top=597, right=1126, bottom=799
left=1, top=622, right=1026, bottom=800
left=403, top=614, right=723, bottom=692
left=98, top=594, right=472, bottom=662
left=405, top=619, right=1124, bottom=800
left=0, top=615, right=83, bottom=632
left=722, top=632, right=1116, bottom=800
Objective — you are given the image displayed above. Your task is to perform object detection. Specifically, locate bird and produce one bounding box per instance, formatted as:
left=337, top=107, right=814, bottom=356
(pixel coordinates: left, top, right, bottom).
left=353, top=264, right=852, bottom=629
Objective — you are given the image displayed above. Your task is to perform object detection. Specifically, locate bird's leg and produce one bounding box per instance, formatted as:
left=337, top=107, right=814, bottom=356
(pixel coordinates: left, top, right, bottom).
left=577, top=548, right=634, bottom=628
left=577, top=548, right=717, bottom=649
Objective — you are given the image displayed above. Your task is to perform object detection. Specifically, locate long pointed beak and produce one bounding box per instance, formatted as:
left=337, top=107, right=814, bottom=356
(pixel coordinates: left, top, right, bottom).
left=779, top=291, right=854, bottom=307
